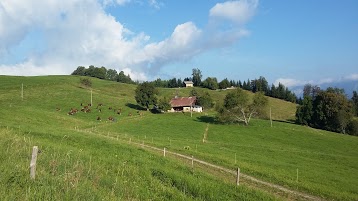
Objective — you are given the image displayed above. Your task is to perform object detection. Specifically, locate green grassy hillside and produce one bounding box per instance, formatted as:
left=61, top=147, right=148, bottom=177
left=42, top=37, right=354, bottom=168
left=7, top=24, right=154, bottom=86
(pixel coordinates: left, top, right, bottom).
left=0, top=75, right=357, bottom=200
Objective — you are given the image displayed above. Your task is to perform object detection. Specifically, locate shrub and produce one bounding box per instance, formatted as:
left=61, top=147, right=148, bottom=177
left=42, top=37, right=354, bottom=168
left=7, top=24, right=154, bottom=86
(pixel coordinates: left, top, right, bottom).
left=80, top=77, right=92, bottom=87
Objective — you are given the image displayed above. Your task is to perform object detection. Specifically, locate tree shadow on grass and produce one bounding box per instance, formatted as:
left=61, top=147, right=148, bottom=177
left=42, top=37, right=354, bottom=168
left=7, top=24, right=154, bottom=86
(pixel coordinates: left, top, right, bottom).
left=125, top=103, right=146, bottom=111
left=272, top=119, right=296, bottom=125
left=195, top=115, right=220, bottom=124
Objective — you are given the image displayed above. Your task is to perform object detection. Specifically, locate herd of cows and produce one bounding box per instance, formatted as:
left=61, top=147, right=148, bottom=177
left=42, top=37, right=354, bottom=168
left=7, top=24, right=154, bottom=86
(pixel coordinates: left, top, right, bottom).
left=64, top=102, right=143, bottom=122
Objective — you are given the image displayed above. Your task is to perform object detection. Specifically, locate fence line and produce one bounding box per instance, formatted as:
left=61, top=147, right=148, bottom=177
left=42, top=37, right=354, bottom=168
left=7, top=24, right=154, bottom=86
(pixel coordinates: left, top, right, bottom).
left=78, top=128, right=322, bottom=201
left=126, top=139, right=322, bottom=201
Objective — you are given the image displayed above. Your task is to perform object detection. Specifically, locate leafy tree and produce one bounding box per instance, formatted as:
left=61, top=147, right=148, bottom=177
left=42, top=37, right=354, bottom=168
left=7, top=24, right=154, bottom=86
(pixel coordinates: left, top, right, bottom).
left=217, top=89, right=267, bottom=125
left=251, top=92, right=269, bottom=118
left=311, top=89, right=353, bottom=133
left=192, top=68, right=202, bottom=86
left=72, top=66, right=86, bottom=76
left=219, top=78, right=230, bottom=89
left=189, top=88, right=199, bottom=97
left=197, top=92, right=214, bottom=109
left=347, top=119, right=358, bottom=136
left=117, top=71, right=133, bottom=84
left=106, top=69, right=118, bottom=81
left=202, top=77, right=219, bottom=90
left=158, top=97, right=172, bottom=112
left=352, top=91, right=358, bottom=116
left=135, top=82, right=158, bottom=110
left=177, top=78, right=183, bottom=87
left=168, top=78, right=178, bottom=88
left=296, top=96, right=313, bottom=125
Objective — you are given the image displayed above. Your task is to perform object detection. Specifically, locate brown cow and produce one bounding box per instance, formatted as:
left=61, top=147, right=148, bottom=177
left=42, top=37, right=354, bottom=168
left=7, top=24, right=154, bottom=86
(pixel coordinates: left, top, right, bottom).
left=97, top=116, right=101, bottom=121
left=108, top=116, right=114, bottom=121
left=128, top=112, right=132, bottom=116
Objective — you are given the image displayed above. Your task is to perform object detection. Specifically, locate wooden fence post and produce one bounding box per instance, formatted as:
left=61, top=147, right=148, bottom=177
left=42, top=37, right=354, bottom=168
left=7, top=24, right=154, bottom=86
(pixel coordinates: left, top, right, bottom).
left=191, top=156, right=194, bottom=168
left=236, top=167, right=240, bottom=186
left=163, top=147, right=166, bottom=157
left=30, top=146, right=39, bottom=179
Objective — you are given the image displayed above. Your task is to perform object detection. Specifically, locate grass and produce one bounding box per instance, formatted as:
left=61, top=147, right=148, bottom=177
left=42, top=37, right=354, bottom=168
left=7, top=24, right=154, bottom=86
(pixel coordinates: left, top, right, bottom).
left=0, top=75, right=357, bottom=200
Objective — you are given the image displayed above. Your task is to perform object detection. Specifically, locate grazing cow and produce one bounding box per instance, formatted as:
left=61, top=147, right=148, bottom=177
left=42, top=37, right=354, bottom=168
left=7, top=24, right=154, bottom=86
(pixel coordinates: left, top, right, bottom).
left=56, top=107, right=61, bottom=111
left=68, top=108, right=78, bottom=115
left=98, top=108, right=102, bottom=113
left=97, top=116, right=101, bottom=121
left=108, top=106, right=112, bottom=110
left=116, top=109, right=121, bottom=115
left=80, top=103, right=83, bottom=106
left=98, top=103, right=103, bottom=106
left=88, top=103, right=92, bottom=106
left=128, top=112, right=132, bottom=116
left=85, top=108, right=91, bottom=113
left=108, top=116, right=114, bottom=122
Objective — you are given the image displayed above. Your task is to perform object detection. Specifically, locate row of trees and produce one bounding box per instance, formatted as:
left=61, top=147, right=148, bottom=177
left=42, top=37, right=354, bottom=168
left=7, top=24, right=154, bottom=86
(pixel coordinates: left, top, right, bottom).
left=134, top=81, right=267, bottom=126
left=71, top=66, right=296, bottom=103
left=150, top=68, right=297, bottom=103
left=296, top=84, right=358, bottom=136
left=72, top=66, right=135, bottom=84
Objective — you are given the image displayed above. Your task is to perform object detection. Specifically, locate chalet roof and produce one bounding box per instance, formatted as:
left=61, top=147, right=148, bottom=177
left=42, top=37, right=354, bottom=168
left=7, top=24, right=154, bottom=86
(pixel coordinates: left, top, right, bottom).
left=183, top=81, right=193, bottom=84
left=170, top=96, right=196, bottom=107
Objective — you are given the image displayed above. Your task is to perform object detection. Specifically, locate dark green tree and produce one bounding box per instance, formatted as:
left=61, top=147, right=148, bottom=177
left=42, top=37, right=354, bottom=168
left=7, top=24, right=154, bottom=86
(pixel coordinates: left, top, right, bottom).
left=295, top=96, right=313, bottom=125
left=352, top=91, right=358, bottom=116
left=71, top=66, right=87, bottom=76
left=219, top=78, right=230, bottom=89
left=106, top=69, right=118, bottom=81
left=117, top=71, right=133, bottom=84
left=311, top=89, right=353, bottom=133
left=135, top=82, right=158, bottom=110
left=202, top=77, right=219, bottom=90
left=197, top=92, right=214, bottom=109
left=192, top=68, right=202, bottom=86
left=158, top=97, right=172, bottom=112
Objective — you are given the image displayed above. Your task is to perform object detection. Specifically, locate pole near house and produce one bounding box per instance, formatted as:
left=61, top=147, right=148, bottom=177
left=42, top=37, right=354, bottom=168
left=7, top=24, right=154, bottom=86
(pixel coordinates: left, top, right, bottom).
left=30, top=146, right=39, bottom=179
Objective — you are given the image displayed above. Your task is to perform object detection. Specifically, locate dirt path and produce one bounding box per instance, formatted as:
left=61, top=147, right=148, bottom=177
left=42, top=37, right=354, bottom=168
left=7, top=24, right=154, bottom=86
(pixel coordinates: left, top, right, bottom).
left=85, top=131, right=324, bottom=201
left=132, top=141, right=324, bottom=201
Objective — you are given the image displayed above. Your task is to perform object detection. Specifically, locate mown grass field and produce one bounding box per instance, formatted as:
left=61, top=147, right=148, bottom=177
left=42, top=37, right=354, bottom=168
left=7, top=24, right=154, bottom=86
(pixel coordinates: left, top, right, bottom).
left=0, top=75, right=357, bottom=200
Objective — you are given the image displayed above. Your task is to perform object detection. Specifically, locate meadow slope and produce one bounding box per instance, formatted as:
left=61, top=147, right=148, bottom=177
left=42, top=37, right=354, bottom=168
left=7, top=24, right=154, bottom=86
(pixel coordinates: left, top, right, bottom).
left=0, top=75, right=357, bottom=200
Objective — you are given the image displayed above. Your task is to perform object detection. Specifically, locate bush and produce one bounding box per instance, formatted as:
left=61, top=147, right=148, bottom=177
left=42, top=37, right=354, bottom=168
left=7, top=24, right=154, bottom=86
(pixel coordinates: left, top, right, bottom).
left=80, top=77, right=92, bottom=87
left=347, top=119, right=358, bottom=136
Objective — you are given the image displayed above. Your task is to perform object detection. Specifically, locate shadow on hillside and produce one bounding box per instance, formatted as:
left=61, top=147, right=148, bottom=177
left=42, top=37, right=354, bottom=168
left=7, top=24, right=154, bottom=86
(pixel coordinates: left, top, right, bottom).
left=273, top=119, right=296, bottom=125
left=125, top=103, right=146, bottom=111
left=195, top=115, right=219, bottom=124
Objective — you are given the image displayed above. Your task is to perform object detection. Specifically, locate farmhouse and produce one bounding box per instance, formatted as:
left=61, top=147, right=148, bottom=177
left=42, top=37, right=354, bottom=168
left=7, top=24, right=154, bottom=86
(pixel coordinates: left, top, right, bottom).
left=183, top=81, right=194, bottom=87
left=169, top=96, right=202, bottom=112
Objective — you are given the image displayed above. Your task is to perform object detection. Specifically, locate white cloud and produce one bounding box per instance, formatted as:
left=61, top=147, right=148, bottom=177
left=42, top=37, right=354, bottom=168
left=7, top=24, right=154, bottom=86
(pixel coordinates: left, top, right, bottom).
left=0, top=0, right=258, bottom=80
left=344, top=74, right=358, bottom=81
left=274, top=78, right=307, bottom=88
left=210, top=0, right=258, bottom=24
left=148, top=0, right=162, bottom=10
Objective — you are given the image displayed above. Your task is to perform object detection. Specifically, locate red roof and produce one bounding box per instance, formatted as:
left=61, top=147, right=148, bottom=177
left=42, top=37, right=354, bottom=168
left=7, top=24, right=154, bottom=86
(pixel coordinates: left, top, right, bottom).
left=170, top=97, right=196, bottom=107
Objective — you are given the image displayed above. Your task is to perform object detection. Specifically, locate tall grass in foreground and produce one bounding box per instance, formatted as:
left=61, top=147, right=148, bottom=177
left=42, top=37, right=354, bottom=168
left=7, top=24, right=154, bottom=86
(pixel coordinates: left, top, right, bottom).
left=0, top=127, right=277, bottom=200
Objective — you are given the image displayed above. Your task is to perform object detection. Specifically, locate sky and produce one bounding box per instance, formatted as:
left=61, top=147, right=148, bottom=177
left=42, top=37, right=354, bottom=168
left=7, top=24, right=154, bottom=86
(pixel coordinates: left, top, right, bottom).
left=1, top=0, right=357, bottom=89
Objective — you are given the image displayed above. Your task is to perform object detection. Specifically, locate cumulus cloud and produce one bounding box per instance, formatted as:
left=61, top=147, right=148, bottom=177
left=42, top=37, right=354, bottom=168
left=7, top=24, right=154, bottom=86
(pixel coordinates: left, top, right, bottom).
left=210, top=0, right=258, bottom=24
left=0, top=0, right=258, bottom=80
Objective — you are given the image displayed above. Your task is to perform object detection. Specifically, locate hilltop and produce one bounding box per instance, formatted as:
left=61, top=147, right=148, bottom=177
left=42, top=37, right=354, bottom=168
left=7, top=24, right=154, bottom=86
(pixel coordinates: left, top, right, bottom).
left=0, top=75, right=357, bottom=200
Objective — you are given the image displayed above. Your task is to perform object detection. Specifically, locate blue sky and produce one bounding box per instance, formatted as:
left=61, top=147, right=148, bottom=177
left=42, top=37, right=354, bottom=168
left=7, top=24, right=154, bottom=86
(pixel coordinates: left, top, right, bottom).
left=0, top=0, right=357, bottom=88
